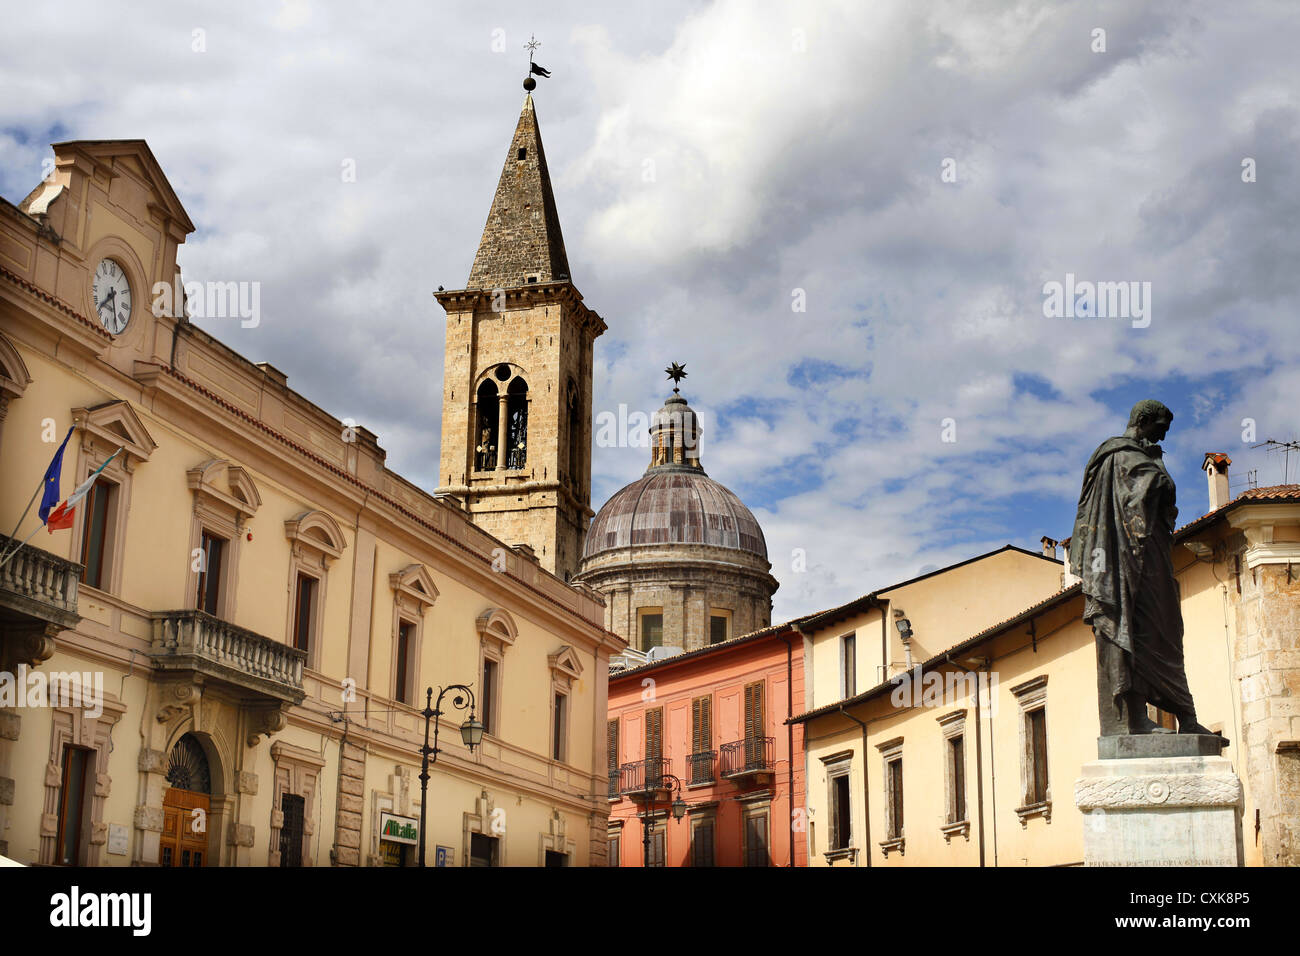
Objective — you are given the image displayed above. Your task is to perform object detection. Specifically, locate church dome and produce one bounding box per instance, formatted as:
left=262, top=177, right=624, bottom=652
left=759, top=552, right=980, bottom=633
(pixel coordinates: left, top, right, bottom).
left=582, top=467, right=768, bottom=561
left=576, top=371, right=777, bottom=653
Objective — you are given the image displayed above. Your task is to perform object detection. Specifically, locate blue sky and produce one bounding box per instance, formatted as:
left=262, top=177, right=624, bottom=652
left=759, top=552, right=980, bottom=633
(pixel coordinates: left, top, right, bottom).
left=3, top=0, right=1298, bottom=622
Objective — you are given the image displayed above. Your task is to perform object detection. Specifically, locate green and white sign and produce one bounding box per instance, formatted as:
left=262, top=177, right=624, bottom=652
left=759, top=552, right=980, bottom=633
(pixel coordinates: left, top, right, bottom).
left=380, top=811, right=419, bottom=846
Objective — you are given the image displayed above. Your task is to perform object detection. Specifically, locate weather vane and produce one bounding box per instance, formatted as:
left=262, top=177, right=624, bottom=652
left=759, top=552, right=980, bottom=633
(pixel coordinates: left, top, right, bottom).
left=665, top=362, right=687, bottom=394
left=523, top=34, right=551, bottom=91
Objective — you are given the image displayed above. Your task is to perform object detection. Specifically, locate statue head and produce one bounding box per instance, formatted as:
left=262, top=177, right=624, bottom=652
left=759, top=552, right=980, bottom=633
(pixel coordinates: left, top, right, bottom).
left=1125, top=399, right=1173, bottom=443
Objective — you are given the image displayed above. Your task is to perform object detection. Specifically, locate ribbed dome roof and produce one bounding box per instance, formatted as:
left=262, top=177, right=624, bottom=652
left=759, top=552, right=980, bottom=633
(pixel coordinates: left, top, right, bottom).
left=582, top=467, right=768, bottom=561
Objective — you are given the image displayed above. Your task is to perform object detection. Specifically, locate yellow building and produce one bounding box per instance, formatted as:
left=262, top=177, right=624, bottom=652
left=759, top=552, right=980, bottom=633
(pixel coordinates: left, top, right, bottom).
left=793, top=470, right=1300, bottom=867
left=0, top=123, right=623, bottom=866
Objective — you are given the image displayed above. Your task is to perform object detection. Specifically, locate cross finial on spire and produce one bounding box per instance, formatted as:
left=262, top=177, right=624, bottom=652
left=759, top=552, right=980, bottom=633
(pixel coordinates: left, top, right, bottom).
left=665, top=362, right=687, bottom=394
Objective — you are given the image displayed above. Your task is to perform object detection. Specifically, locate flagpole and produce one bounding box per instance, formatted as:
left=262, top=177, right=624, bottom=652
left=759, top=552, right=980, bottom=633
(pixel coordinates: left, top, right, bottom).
left=3, top=480, right=44, bottom=544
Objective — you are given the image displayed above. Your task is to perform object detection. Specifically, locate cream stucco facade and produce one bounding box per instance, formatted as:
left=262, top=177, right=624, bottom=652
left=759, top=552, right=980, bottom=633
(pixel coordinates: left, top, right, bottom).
left=0, top=138, right=624, bottom=867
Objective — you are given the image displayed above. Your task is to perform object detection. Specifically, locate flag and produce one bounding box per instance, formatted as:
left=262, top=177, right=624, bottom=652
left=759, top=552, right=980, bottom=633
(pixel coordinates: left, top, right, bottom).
left=45, top=448, right=123, bottom=533
left=38, top=426, right=75, bottom=524
left=529, top=61, right=551, bottom=78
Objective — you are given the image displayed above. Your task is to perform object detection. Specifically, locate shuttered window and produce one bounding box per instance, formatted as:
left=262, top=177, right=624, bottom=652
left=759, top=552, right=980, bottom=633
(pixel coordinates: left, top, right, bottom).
left=692, top=820, right=715, bottom=867
left=949, top=736, right=966, bottom=823
left=743, top=682, right=763, bottom=739
left=645, top=707, right=663, bottom=762
left=607, top=718, right=619, bottom=797
left=691, top=697, right=712, bottom=753
left=830, top=773, right=851, bottom=850
left=744, top=812, right=769, bottom=867
left=887, top=758, right=904, bottom=838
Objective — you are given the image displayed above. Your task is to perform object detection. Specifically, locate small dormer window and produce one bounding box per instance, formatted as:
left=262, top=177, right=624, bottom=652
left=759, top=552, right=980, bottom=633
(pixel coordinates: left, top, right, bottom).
left=517, top=148, right=527, bottom=160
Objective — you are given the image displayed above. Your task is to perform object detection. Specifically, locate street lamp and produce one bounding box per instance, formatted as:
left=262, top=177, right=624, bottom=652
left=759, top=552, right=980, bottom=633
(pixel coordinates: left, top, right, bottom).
left=418, top=683, right=480, bottom=867
left=641, top=771, right=687, bottom=867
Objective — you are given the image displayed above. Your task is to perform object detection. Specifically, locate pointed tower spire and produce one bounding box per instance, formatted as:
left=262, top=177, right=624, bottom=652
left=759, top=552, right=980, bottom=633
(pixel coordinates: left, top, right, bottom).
left=466, top=93, right=571, bottom=290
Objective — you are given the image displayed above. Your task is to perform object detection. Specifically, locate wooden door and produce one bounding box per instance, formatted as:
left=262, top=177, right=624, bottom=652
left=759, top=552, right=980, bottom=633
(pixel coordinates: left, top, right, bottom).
left=160, top=788, right=209, bottom=867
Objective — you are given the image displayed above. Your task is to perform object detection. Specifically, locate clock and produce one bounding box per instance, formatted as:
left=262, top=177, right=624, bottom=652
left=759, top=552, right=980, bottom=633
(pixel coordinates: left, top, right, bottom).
left=92, top=258, right=132, bottom=334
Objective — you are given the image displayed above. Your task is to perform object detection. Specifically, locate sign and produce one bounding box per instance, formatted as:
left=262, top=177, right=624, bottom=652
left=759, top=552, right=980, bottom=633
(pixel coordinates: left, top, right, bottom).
left=379, top=811, right=419, bottom=846
left=107, top=824, right=128, bottom=856
left=435, top=845, right=454, bottom=867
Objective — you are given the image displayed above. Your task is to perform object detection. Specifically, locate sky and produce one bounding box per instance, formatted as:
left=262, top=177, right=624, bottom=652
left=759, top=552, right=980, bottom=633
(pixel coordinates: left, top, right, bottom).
left=3, top=0, right=1298, bottom=624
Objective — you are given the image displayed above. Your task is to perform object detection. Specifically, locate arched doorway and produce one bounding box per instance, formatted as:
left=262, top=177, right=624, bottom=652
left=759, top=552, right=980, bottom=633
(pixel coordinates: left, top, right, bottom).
left=160, top=733, right=211, bottom=867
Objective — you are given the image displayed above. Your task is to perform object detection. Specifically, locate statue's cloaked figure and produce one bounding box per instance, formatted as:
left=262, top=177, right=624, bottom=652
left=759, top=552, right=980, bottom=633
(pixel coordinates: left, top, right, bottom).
left=1069, top=399, right=1215, bottom=738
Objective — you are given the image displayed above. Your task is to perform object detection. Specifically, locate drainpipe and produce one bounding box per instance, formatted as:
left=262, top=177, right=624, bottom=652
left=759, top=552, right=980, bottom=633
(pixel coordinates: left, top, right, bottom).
left=944, top=652, right=987, bottom=868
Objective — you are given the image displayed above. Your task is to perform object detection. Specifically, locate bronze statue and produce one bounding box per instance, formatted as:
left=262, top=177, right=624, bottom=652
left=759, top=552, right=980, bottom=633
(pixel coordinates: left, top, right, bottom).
left=1069, top=400, right=1217, bottom=739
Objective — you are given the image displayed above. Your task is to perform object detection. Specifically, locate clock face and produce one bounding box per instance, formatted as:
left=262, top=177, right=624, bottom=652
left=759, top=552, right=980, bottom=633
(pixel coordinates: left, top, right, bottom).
left=92, top=258, right=132, bottom=334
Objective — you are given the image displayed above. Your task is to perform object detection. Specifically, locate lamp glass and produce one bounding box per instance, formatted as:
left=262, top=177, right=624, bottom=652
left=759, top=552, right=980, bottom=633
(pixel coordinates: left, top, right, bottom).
left=672, top=798, right=687, bottom=820
left=461, top=716, right=485, bottom=750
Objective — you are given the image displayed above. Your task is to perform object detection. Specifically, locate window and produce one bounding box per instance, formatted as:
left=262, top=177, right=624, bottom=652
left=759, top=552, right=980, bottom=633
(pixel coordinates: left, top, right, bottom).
left=841, top=633, right=856, bottom=698
left=505, top=378, right=528, bottom=469
left=292, top=573, right=317, bottom=653
left=877, top=736, right=905, bottom=855
left=194, top=530, right=226, bottom=615
left=552, top=691, right=567, bottom=761
left=831, top=774, right=852, bottom=850
left=709, top=612, right=729, bottom=645
left=79, top=478, right=116, bottom=590
left=608, top=833, right=620, bottom=867
left=645, top=706, right=663, bottom=788
left=646, top=820, right=666, bottom=867
left=1027, top=708, right=1048, bottom=804
left=937, top=710, right=969, bottom=840
left=690, top=696, right=713, bottom=784
left=56, top=745, right=94, bottom=865
left=517, top=147, right=527, bottom=160
left=887, top=759, right=904, bottom=838
left=395, top=620, right=415, bottom=705
left=469, top=832, right=499, bottom=867
left=607, top=718, right=619, bottom=798
left=567, top=381, right=581, bottom=487
left=1011, top=675, right=1051, bottom=825
left=545, top=850, right=567, bottom=867
left=483, top=658, right=499, bottom=735
left=279, top=793, right=305, bottom=867
left=475, top=380, right=499, bottom=471
left=743, top=809, right=770, bottom=867
left=743, top=681, right=765, bottom=766
left=639, top=610, right=664, bottom=650
left=283, top=510, right=345, bottom=668
left=691, top=817, right=715, bottom=867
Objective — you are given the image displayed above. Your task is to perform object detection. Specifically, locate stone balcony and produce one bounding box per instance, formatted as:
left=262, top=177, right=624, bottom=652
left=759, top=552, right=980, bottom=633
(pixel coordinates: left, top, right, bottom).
left=0, top=533, right=81, bottom=667
left=150, top=609, right=306, bottom=706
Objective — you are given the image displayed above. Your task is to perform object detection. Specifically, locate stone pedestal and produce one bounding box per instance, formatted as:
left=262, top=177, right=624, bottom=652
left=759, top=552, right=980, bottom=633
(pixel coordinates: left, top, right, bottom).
left=1075, top=737, right=1244, bottom=867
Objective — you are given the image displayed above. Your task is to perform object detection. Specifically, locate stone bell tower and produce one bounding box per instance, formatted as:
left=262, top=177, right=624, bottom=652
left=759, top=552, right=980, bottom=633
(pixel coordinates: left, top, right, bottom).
left=435, top=91, right=606, bottom=581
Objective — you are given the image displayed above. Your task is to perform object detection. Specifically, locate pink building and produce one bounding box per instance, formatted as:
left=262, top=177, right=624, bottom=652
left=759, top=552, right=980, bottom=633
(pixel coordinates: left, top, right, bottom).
left=606, top=625, right=806, bottom=866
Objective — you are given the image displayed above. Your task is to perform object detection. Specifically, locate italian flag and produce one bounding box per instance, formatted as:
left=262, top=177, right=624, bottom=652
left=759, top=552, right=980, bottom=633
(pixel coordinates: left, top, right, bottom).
left=46, top=448, right=123, bottom=532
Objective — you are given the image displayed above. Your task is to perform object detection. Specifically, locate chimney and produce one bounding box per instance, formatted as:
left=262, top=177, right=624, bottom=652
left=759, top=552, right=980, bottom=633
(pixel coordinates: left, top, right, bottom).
left=1203, top=453, right=1232, bottom=511
left=1040, top=536, right=1059, bottom=559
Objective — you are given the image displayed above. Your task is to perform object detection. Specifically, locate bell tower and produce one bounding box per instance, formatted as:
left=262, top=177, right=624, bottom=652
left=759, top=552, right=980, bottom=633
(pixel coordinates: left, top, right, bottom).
left=435, top=91, right=605, bottom=581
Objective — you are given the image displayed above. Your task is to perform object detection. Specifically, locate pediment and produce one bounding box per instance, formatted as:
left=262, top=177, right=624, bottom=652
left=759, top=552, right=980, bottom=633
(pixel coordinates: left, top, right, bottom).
left=0, top=332, right=32, bottom=402
left=390, top=563, right=439, bottom=610
left=186, top=459, right=262, bottom=520
left=548, top=645, right=584, bottom=681
left=52, top=139, right=195, bottom=235
left=72, top=400, right=156, bottom=465
left=476, top=608, right=518, bottom=648
left=284, top=510, right=346, bottom=562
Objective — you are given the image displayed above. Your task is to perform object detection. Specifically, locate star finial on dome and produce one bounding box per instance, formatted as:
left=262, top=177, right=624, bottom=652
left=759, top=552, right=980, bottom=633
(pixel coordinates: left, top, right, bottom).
left=665, top=362, right=687, bottom=394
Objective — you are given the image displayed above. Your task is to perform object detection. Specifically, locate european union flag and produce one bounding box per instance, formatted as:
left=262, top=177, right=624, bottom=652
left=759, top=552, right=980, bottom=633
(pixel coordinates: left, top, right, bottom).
left=39, top=426, right=75, bottom=524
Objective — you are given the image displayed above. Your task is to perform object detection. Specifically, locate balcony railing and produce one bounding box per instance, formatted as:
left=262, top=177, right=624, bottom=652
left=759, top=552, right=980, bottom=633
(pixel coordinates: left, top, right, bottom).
left=0, top=533, right=81, bottom=634
left=150, top=609, right=306, bottom=705
left=687, top=750, right=716, bottom=785
left=608, top=770, right=620, bottom=799
left=719, top=736, right=775, bottom=780
left=619, top=757, right=671, bottom=800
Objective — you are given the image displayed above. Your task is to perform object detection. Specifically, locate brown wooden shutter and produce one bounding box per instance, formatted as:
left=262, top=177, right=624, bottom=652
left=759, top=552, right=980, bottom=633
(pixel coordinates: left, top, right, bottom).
left=691, top=696, right=711, bottom=753
left=646, top=708, right=663, bottom=763
left=607, top=719, right=619, bottom=774
left=744, top=682, right=764, bottom=739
